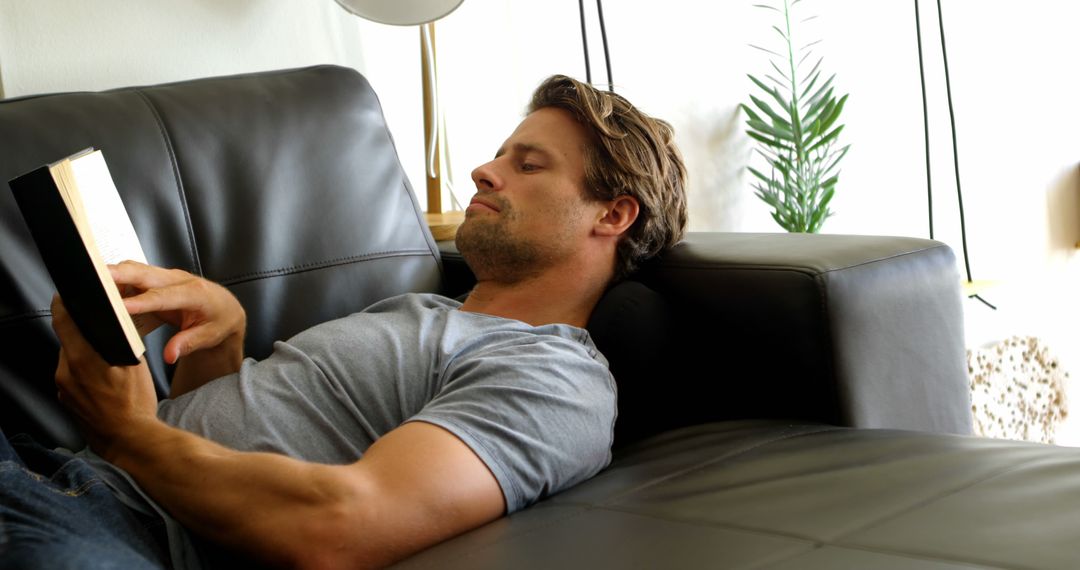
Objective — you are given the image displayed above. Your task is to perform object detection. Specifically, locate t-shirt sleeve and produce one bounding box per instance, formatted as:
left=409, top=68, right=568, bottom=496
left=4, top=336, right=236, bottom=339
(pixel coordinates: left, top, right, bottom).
left=409, top=332, right=617, bottom=514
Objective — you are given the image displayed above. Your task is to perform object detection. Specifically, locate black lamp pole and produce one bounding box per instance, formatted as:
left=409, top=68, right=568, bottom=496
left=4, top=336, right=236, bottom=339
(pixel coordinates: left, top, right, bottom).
left=578, top=0, right=614, bottom=91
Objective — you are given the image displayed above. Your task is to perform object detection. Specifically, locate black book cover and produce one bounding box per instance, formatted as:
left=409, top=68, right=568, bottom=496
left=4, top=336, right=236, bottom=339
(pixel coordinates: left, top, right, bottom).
left=9, top=165, right=140, bottom=365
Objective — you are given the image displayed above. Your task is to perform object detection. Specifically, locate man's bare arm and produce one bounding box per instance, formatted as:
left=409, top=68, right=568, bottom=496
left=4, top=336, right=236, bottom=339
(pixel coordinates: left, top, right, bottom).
left=109, top=419, right=503, bottom=568
left=52, top=296, right=504, bottom=568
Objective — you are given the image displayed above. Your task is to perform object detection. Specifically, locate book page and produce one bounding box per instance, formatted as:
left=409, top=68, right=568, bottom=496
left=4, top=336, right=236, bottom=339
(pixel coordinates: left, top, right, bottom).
left=68, top=151, right=148, bottom=266
left=64, top=151, right=162, bottom=338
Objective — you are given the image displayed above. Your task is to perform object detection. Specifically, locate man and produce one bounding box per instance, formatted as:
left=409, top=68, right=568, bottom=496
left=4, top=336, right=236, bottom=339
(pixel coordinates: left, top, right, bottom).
left=0, top=75, right=687, bottom=569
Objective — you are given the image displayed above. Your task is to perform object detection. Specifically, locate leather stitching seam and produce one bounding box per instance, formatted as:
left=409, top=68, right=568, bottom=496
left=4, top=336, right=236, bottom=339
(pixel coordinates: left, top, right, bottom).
left=218, top=248, right=434, bottom=286
left=132, top=89, right=203, bottom=276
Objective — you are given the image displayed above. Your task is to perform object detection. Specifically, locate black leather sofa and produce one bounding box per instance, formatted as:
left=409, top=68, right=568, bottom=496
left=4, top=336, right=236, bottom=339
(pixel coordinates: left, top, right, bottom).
left=2, top=66, right=1078, bottom=569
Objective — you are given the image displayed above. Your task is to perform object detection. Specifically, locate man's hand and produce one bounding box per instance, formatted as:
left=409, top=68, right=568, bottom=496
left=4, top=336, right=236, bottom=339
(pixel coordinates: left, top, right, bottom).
left=110, top=261, right=246, bottom=396
left=111, top=261, right=245, bottom=365
left=51, top=295, right=159, bottom=456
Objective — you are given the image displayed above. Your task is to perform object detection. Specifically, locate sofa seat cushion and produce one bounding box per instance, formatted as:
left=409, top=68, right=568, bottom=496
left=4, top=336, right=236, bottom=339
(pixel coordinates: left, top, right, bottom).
left=395, top=420, right=1080, bottom=569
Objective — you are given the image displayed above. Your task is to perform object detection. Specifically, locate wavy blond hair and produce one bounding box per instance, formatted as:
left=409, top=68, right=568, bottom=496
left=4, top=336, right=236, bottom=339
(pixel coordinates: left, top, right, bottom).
left=529, top=75, right=688, bottom=281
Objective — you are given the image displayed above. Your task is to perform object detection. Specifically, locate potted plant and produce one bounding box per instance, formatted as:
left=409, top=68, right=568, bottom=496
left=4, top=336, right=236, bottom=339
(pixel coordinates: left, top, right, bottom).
left=741, top=0, right=850, bottom=233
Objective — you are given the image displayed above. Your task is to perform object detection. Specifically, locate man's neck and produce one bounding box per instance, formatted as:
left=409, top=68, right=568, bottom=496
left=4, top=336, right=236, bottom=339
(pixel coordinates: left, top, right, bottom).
left=458, top=266, right=608, bottom=329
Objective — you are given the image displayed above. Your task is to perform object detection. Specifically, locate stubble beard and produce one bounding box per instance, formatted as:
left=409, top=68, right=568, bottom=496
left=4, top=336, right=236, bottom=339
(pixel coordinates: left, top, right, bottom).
left=455, top=205, right=555, bottom=285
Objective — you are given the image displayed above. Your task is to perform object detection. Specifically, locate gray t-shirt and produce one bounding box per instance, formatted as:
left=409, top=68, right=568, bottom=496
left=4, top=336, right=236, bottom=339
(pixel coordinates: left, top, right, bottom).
left=157, top=292, right=617, bottom=513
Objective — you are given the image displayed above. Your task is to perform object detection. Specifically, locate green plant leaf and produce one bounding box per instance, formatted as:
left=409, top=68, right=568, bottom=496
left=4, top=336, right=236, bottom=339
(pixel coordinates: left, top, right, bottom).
left=746, top=117, right=777, bottom=135
left=764, top=74, right=789, bottom=90
left=748, top=75, right=791, bottom=114
left=749, top=44, right=782, bottom=58
left=803, top=74, right=835, bottom=109
left=820, top=91, right=848, bottom=121
left=744, top=0, right=848, bottom=234
left=810, top=94, right=848, bottom=141
left=769, top=61, right=791, bottom=83
left=822, top=144, right=851, bottom=174
left=816, top=188, right=836, bottom=220
left=747, top=131, right=795, bottom=152
left=828, top=92, right=849, bottom=118
left=806, top=125, right=844, bottom=155
left=754, top=145, right=784, bottom=162
left=747, top=166, right=774, bottom=184
left=749, top=94, right=793, bottom=131
left=803, top=87, right=834, bottom=123
left=800, top=66, right=823, bottom=100
left=809, top=207, right=823, bottom=228
left=820, top=186, right=835, bottom=207
left=740, top=103, right=762, bottom=122
left=752, top=118, right=795, bottom=142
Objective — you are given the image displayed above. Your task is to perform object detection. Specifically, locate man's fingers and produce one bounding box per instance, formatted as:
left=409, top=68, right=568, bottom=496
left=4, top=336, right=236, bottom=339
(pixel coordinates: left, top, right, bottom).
left=123, top=281, right=202, bottom=316
left=54, top=348, right=80, bottom=409
left=163, top=325, right=223, bottom=364
left=109, top=261, right=192, bottom=291
left=108, top=260, right=154, bottom=286
left=109, top=266, right=245, bottom=366
left=50, top=293, right=64, bottom=320
left=55, top=346, right=71, bottom=390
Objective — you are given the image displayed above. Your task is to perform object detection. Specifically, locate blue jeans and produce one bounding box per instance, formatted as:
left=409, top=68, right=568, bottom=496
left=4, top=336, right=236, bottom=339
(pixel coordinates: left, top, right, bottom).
left=0, top=429, right=169, bottom=569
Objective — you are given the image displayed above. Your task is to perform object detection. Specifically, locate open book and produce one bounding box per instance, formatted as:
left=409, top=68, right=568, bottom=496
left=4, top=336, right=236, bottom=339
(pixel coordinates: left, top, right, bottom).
left=9, top=148, right=159, bottom=365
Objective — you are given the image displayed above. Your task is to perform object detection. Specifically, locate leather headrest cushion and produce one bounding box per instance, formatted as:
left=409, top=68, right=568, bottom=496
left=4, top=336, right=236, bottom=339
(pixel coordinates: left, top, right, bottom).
left=587, top=280, right=675, bottom=448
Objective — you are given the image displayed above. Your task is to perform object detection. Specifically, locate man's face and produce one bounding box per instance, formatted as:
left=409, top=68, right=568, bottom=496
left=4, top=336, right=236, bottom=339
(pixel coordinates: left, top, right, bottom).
left=455, top=107, right=597, bottom=283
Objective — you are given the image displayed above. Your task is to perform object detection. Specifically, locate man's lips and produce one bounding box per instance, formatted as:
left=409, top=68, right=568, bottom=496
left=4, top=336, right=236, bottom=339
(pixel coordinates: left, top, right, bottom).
left=468, top=196, right=501, bottom=213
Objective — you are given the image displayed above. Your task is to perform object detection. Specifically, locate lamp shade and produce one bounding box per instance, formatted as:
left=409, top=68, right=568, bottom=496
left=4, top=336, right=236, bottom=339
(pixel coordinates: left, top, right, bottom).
left=334, top=0, right=464, bottom=25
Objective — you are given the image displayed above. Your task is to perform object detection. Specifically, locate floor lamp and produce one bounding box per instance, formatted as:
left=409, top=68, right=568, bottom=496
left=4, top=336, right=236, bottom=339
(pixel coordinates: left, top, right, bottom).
left=333, top=0, right=465, bottom=240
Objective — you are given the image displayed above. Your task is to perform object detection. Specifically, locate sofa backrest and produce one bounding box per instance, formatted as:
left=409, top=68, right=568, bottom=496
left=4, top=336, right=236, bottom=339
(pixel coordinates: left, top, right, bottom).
left=0, top=66, right=442, bottom=447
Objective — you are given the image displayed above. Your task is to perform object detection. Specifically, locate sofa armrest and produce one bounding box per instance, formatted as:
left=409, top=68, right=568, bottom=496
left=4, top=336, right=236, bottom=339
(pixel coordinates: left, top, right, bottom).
left=640, top=232, right=972, bottom=435
left=441, top=231, right=972, bottom=441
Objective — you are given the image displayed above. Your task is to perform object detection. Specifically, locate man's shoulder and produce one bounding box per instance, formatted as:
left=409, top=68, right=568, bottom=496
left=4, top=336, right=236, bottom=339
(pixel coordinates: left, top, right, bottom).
left=446, top=311, right=606, bottom=365
left=414, top=321, right=617, bottom=514
left=358, top=293, right=611, bottom=371
left=362, top=292, right=462, bottom=314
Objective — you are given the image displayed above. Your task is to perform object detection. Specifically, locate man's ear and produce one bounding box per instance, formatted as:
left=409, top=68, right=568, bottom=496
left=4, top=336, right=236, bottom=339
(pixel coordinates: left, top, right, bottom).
left=594, top=195, right=640, bottom=237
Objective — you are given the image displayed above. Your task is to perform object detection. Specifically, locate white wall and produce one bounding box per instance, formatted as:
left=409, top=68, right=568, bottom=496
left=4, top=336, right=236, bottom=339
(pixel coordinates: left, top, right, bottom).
left=0, top=0, right=361, bottom=93
left=2, top=0, right=1078, bottom=437
left=0, top=0, right=427, bottom=206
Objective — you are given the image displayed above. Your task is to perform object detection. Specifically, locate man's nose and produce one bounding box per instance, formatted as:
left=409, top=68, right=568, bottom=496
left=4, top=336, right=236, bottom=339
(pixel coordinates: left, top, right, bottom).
left=471, top=160, right=502, bottom=191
